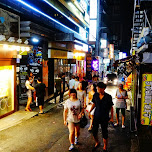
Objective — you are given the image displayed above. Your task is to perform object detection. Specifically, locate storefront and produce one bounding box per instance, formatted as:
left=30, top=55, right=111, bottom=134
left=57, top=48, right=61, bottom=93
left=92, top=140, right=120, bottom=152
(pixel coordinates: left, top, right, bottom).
left=19, top=46, right=42, bottom=101
left=74, top=52, right=86, bottom=80
left=0, top=42, right=31, bottom=118
left=48, top=43, right=76, bottom=95
left=73, top=41, right=88, bottom=80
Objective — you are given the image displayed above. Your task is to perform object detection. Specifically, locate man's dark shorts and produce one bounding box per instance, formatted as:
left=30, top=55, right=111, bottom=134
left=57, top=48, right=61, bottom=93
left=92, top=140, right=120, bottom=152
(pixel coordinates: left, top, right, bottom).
left=37, top=96, right=44, bottom=106
left=92, top=119, right=109, bottom=139
left=116, top=108, right=125, bottom=116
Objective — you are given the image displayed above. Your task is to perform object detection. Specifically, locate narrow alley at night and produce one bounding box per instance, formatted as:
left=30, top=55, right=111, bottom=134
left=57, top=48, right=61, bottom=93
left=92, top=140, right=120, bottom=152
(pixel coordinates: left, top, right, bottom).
left=0, top=0, right=152, bottom=152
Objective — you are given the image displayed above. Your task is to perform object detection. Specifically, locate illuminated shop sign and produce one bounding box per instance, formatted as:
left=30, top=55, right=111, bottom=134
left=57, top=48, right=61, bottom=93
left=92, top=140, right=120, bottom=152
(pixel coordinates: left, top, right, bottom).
left=67, top=52, right=74, bottom=59
left=90, top=0, right=97, bottom=18
left=109, top=44, right=114, bottom=59
left=74, top=43, right=88, bottom=52
left=89, top=20, right=97, bottom=41
left=92, top=60, right=99, bottom=71
left=73, top=52, right=85, bottom=60
left=141, top=74, right=152, bottom=126
left=101, top=39, right=107, bottom=49
left=103, top=48, right=108, bottom=57
left=103, top=59, right=110, bottom=64
left=1, top=44, right=30, bottom=52
left=119, top=52, right=127, bottom=59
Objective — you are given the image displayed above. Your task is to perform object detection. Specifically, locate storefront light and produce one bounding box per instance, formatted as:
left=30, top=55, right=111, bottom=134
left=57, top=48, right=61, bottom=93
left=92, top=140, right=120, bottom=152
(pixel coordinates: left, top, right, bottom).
left=3, top=44, right=9, bottom=50
left=21, top=47, right=25, bottom=51
left=9, top=45, right=16, bottom=51
left=16, top=46, right=20, bottom=51
left=26, top=47, right=30, bottom=51
left=32, top=38, right=39, bottom=43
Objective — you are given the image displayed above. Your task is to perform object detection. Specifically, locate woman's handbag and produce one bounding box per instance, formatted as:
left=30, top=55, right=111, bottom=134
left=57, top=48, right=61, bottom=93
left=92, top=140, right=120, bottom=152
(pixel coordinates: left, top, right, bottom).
left=80, top=114, right=88, bottom=128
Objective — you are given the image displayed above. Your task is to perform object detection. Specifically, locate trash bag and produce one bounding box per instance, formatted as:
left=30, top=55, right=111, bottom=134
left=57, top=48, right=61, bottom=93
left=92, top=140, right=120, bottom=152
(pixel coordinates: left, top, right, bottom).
left=80, top=114, right=88, bottom=128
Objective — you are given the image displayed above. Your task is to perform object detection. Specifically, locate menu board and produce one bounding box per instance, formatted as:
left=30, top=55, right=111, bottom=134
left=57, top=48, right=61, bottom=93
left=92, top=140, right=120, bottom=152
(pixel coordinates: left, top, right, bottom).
left=141, top=74, right=152, bottom=125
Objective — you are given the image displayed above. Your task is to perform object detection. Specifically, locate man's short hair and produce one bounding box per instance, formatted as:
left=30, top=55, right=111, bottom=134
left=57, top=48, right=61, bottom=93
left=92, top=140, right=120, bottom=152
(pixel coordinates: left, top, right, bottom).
left=72, top=75, right=75, bottom=79
left=97, top=82, right=107, bottom=89
left=37, top=77, right=42, bottom=82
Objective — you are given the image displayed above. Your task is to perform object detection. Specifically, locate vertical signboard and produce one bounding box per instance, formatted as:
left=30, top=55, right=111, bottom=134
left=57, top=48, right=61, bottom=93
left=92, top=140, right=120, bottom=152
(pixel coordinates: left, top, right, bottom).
left=109, top=44, right=114, bottom=59
left=86, top=53, right=92, bottom=80
left=141, top=74, right=152, bottom=125
left=42, top=60, right=48, bottom=87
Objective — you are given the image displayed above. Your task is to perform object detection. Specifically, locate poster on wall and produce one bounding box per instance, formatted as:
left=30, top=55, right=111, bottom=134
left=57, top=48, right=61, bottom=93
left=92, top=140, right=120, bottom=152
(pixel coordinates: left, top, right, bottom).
left=19, top=65, right=28, bottom=99
left=27, top=46, right=42, bottom=66
left=28, top=46, right=42, bottom=80
left=141, top=73, right=152, bottom=126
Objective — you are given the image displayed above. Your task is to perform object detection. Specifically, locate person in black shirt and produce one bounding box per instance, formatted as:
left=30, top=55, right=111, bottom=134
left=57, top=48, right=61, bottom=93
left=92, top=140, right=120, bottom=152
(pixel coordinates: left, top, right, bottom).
left=35, top=77, right=46, bottom=114
left=82, top=77, right=88, bottom=94
left=90, top=82, right=113, bottom=152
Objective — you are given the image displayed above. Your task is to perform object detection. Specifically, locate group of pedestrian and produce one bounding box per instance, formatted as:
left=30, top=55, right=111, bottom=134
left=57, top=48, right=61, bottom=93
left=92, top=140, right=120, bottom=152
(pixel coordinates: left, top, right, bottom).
left=64, top=76, right=128, bottom=151
left=25, top=73, right=46, bottom=114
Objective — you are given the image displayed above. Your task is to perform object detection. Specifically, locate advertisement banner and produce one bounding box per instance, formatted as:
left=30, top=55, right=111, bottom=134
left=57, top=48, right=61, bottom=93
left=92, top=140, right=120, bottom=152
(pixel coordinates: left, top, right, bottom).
left=141, top=74, right=152, bottom=125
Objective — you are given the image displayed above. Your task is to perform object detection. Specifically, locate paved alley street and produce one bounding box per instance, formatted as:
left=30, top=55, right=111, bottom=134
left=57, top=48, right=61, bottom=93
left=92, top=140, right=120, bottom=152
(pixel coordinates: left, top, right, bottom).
left=0, top=85, right=139, bottom=152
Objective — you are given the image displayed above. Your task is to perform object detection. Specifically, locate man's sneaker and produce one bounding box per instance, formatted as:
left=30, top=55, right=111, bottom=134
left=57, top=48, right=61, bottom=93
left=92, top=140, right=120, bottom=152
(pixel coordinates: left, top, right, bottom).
left=69, top=144, right=74, bottom=151
left=74, top=137, right=78, bottom=145
left=122, top=125, right=125, bottom=129
left=114, top=123, right=119, bottom=127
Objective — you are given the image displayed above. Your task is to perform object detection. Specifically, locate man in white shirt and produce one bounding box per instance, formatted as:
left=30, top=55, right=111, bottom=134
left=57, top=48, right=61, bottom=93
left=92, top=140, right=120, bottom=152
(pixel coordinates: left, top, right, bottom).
left=69, top=75, right=76, bottom=89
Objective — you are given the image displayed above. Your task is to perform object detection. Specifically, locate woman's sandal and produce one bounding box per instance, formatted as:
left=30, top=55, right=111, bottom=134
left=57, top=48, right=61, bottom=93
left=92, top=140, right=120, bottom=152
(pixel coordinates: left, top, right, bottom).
left=25, top=108, right=30, bottom=111
left=92, top=142, right=100, bottom=150
left=88, top=127, right=92, bottom=131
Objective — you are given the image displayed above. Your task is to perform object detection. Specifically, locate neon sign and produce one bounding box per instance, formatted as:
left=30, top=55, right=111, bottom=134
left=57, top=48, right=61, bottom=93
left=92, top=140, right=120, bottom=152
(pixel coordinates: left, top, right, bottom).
left=92, top=60, right=99, bottom=71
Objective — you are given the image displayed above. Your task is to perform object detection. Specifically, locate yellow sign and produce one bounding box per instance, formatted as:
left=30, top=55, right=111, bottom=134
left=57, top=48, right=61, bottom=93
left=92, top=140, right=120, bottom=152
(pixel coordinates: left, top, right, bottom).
left=48, top=49, right=67, bottom=59
left=73, top=52, right=85, bottom=60
left=141, top=74, right=152, bottom=125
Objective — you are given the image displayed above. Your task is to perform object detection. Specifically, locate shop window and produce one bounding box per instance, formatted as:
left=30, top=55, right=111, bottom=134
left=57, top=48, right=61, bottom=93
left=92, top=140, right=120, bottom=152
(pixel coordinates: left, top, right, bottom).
left=0, top=66, right=14, bottom=116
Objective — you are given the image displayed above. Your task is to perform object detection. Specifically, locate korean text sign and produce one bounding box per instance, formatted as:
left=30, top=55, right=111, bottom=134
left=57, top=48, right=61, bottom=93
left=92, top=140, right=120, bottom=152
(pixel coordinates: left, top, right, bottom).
left=141, top=74, right=152, bottom=125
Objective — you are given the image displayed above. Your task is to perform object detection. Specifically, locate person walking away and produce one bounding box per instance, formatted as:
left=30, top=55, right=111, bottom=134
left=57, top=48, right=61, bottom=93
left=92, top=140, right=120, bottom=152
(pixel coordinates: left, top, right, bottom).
left=114, top=83, right=128, bottom=128
left=82, top=77, right=88, bottom=94
left=74, top=76, right=79, bottom=90
left=54, top=74, right=63, bottom=104
left=90, top=82, right=114, bottom=152
left=69, top=75, right=75, bottom=89
left=87, top=83, right=97, bottom=131
left=61, top=73, right=66, bottom=103
left=25, top=75, right=35, bottom=111
left=34, top=77, right=46, bottom=114
left=63, top=89, right=84, bottom=151
left=77, top=82, right=86, bottom=108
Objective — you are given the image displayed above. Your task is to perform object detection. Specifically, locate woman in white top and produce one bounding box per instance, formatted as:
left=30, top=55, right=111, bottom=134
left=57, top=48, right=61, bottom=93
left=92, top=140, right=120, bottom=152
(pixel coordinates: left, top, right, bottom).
left=64, top=89, right=84, bottom=151
left=87, top=83, right=97, bottom=131
left=114, top=83, right=128, bottom=128
left=77, top=82, right=86, bottom=108
left=25, top=75, right=35, bottom=111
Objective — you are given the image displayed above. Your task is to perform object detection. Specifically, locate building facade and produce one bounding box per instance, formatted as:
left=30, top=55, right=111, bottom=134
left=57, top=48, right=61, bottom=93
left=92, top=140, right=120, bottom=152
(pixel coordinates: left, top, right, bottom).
left=0, top=0, right=90, bottom=116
